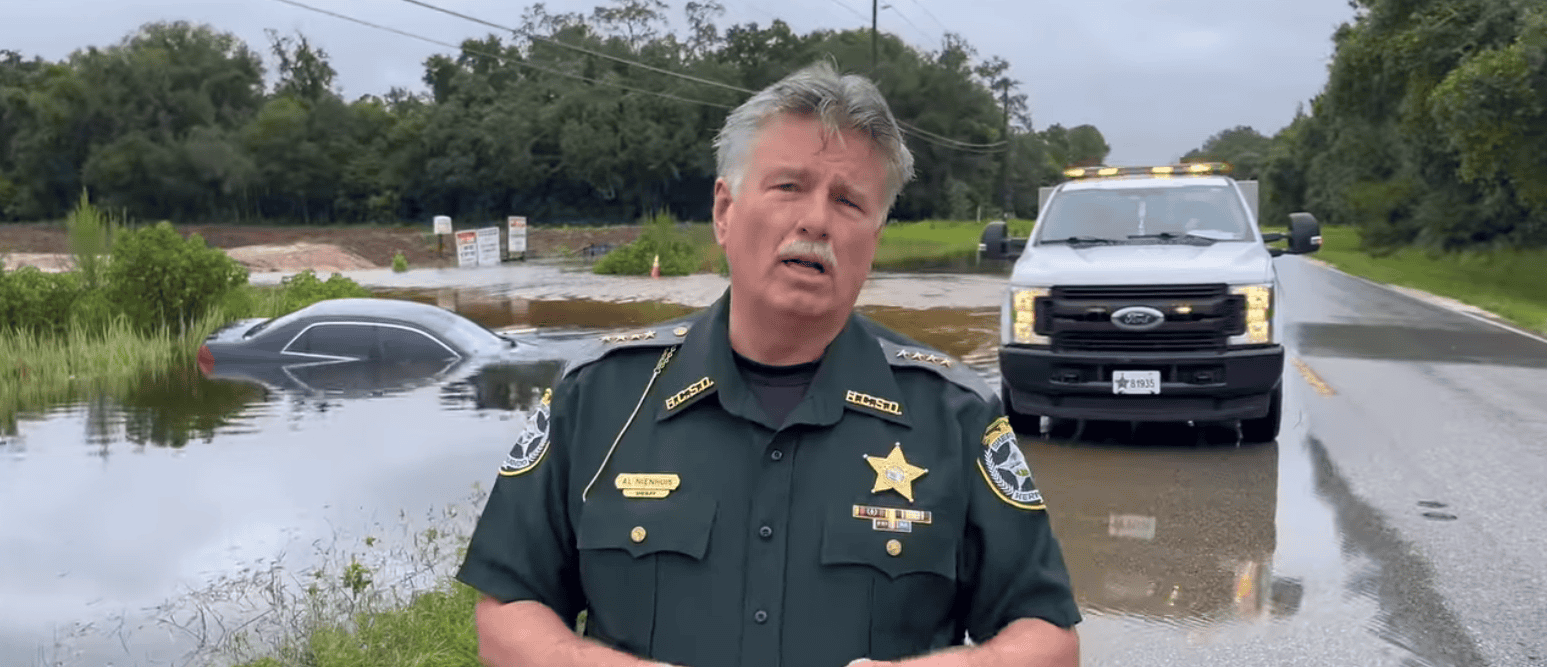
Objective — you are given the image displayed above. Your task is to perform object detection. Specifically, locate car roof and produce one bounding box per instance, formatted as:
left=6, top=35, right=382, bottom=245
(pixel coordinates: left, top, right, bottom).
left=255, top=298, right=505, bottom=351
left=1060, top=175, right=1236, bottom=192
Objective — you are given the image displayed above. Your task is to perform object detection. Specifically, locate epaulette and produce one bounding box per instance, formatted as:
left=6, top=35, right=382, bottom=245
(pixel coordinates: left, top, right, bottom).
left=559, top=319, right=697, bottom=380
left=876, top=337, right=995, bottom=403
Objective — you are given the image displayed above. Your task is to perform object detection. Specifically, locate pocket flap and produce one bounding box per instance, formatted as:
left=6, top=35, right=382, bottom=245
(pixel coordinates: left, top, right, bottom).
left=819, top=507, right=956, bottom=580
left=578, top=494, right=717, bottom=560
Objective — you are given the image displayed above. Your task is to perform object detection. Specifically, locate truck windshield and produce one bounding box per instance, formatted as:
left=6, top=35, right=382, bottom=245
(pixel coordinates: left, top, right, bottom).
left=1035, top=185, right=1251, bottom=244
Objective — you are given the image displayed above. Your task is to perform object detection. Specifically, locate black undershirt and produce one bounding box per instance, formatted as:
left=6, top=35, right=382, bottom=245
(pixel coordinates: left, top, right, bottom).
left=732, top=349, right=821, bottom=428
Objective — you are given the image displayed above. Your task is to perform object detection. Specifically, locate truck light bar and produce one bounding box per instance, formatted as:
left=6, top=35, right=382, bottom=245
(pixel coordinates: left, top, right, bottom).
left=1063, top=162, right=1233, bottom=180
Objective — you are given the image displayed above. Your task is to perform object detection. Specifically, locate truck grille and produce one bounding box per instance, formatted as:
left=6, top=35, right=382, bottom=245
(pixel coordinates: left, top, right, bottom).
left=1051, top=284, right=1228, bottom=300
left=1055, top=331, right=1226, bottom=352
left=1043, top=283, right=1240, bottom=352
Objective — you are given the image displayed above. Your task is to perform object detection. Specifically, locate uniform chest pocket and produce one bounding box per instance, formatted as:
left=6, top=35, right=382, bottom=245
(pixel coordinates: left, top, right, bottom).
left=576, top=494, right=717, bottom=656
left=819, top=507, right=961, bottom=660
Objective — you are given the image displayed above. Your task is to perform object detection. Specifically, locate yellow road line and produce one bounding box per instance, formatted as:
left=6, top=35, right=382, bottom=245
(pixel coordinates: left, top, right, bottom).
left=1292, top=357, right=1336, bottom=397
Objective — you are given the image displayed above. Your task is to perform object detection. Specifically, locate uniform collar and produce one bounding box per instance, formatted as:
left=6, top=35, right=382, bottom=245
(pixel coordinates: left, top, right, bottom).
left=655, top=289, right=911, bottom=430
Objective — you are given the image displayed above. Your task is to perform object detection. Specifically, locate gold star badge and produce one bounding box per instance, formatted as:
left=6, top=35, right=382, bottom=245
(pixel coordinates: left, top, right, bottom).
left=864, top=443, right=928, bottom=503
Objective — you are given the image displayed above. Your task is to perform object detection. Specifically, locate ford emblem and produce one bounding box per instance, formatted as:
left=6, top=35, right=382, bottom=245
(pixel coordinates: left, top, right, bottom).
left=1111, top=306, right=1165, bottom=331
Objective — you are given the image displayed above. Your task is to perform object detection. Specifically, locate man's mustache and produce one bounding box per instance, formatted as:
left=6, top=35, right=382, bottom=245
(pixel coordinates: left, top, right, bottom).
left=776, top=239, right=838, bottom=269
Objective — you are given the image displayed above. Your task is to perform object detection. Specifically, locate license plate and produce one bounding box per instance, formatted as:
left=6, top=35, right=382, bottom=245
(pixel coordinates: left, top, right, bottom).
left=1108, top=513, right=1158, bottom=540
left=1112, top=370, right=1160, bottom=395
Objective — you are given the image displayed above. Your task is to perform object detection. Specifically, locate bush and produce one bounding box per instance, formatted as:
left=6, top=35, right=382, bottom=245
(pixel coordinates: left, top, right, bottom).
left=65, top=190, right=118, bottom=291
left=0, top=267, right=84, bottom=336
left=593, top=211, right=701, bottom=276
left=277, top=269, right=373, bottom=313
left=392, top=250, right=409, bottom=272
left=106, top=221, right=248, bottom=334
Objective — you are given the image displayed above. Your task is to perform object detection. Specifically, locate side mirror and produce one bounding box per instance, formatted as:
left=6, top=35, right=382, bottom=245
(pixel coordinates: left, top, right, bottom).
left=1288, top=213, right=1322, bottom=254
left=1261, top=232, right=1285, bottom=243
left=978, top=220, right=1022, bottom=261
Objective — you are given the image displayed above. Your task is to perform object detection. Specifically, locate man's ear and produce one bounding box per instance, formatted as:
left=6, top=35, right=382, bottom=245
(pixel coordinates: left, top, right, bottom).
left=712, top=178, right=733, bottom=245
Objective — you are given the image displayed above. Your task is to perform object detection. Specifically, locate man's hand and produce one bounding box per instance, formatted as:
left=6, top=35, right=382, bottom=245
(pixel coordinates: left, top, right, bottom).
left=875, top=618, right=1079, bottom=667
left=475, top=596, right=666, bottom=667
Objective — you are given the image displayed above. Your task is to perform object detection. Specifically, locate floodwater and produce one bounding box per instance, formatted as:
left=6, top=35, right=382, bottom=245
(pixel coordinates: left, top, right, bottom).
left=1, top=264, right=1460, bottom=666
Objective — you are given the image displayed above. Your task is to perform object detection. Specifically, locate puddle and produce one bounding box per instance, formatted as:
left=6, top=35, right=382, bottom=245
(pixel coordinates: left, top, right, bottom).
left=1294, top=322, right=1547, bottom=368
left=1024, top=430, right=1291, bottom=625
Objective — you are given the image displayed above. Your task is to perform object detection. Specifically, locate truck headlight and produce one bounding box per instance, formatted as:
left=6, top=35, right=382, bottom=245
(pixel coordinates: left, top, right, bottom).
left=1229, top=283, right=1274, bottom=344
left=1008, top=287, right=1050, bottom=345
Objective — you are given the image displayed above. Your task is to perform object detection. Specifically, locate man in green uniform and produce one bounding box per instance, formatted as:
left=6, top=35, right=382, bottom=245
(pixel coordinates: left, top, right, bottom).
left=456, top=60, right=1082, bottom=667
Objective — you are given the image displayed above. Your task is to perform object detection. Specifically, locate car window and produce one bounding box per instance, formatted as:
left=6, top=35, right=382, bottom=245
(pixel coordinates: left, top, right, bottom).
left=286, top=324, right=379, bottom=360
left=377, top=325, right=458, bottom=360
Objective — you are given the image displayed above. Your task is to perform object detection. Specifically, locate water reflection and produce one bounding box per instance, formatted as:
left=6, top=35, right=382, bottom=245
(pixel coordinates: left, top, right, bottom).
left=377, top=289, right=699, bottom=332
left=440, top=359, right=566, bottom=413
left=1026, top=425, right=1299, bottom=626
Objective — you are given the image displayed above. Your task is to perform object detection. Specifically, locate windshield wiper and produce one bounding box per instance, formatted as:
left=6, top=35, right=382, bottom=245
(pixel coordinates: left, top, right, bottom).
left=1128, top=232, right=1217, bottom=244
left=1044, top=235, right=1125, bottom=246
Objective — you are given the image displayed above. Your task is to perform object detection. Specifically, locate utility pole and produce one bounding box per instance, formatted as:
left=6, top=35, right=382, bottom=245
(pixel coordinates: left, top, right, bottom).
left=871, top=0, right=878, bottom=74
left=1001, top=86, right=1012, bottom=215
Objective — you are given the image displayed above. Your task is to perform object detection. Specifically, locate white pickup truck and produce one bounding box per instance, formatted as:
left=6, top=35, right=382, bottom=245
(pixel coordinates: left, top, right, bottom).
left=978, top=163, right=1322, bottom=442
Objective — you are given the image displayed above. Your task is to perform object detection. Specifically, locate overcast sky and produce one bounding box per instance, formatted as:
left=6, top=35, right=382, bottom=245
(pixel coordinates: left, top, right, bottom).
left=5, top=0, right=1356, bottom=165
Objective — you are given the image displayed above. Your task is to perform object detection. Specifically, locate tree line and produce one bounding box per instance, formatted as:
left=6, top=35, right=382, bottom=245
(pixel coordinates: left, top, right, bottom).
left=1181, top=0, right=1546, bottom=251
left=0, top=0, right=1113, bottom=226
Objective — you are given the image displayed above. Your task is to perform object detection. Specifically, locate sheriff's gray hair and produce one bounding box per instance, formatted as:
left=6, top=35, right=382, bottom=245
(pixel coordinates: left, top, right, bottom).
left=713, top=60, right=916, bottom=219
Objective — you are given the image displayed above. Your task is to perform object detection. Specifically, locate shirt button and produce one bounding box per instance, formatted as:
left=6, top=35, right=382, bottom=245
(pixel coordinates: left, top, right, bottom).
left=770, top=450, right=784, bottom=461
left=758, top=525, right=773, bottom=539
left=753, top=610, right=769, bottom=623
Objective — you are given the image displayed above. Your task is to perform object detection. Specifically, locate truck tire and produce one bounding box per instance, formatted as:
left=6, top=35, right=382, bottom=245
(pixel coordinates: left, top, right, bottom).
left=1001, top=379, right=1043, bottom=435
left=1240, top=386, right=1282, bottom=443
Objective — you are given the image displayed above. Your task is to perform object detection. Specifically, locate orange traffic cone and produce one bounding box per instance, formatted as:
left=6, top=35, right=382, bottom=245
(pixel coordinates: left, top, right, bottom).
left=650, top=254, right=661, bottom=279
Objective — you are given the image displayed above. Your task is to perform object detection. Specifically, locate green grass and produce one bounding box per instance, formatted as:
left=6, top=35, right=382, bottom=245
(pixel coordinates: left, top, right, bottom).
left=624, top=219, right=1034, bottom=275
left=283, top=581, right=482, bottom=667
left=874, top=219, right=1034, bottom=268
left=0, top=278, right=356, bottom=427
left=1295, top=225, right=1547, bottom=334
left=0, top=310, right=228, bottom=428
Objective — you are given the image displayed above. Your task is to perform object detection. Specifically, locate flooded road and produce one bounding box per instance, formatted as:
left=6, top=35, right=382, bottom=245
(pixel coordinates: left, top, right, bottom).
left=4, top=257, right=1543, bottom=666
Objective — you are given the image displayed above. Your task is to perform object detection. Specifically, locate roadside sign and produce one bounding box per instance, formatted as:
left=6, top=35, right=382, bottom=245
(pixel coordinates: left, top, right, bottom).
left=507, top=216, right=528, bottom=254
left=475, top=226, right=501, bottom=266
left=433, top=215, right=452, bottom=235
left=455, top=230, right=478, bottom=268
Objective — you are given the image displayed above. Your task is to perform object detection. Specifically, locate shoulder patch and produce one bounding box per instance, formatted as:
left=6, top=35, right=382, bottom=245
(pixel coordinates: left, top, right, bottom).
left=876, top=338, right=994, bottom=402
left=500, top=388, right=554, bottom=476
left=976, top=416, right=1046, bottom=510
left=559, top=322, right=690, bottom=380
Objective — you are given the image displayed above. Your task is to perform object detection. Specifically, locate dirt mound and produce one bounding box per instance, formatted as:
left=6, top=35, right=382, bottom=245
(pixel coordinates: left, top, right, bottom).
left=224, top=242, right=378, bottom=273
left=1, top=253, right=75, bottom=272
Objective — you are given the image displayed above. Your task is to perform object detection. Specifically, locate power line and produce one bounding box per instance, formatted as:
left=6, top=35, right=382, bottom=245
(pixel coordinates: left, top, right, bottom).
left=904, top=0, right=949, bottom=39
left=398, top=0, right=1007, bottom=151
left=270, top=0, right=734, bottom=109
left=398, top=0, right=756, bottom=96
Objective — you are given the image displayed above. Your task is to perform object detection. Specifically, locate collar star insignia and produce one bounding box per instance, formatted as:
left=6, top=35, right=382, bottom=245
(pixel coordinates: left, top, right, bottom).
left=864, top=443, right=928, bottom=503
left=895, top=349, right=951, bottom=367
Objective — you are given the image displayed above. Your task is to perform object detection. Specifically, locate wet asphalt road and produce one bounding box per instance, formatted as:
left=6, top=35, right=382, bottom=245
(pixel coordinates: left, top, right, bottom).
left=1271, top=258, right=1547, bottom=667
left=1042, top=257, right=1546, bottom=667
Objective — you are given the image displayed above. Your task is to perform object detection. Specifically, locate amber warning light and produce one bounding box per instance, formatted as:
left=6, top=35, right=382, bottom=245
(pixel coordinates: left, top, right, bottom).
left=1063, top=162, right=1233, bottom=179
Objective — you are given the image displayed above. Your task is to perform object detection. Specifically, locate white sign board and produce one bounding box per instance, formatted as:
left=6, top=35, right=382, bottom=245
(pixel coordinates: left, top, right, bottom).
left=507, top=216, right=528, bottom=254
left=475, top=226, right=502, bottom=266
left=433, top=215, right=452, bottom=235
left=455, top=230, right=478, bottom=268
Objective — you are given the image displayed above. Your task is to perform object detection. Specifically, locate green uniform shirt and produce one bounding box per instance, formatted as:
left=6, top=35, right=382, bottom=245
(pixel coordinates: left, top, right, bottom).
left=456, top=289, right=1081, bottom=667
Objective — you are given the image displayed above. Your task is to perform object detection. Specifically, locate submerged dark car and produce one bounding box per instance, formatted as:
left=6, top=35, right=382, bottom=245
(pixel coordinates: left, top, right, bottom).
left=199, top=298, right=520, bottom=369
left=197, top=298, right=589, bottom=397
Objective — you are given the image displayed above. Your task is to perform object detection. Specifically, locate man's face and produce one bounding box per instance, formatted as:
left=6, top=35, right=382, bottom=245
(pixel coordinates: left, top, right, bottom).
left=712, top=114, right=888, bottom=323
